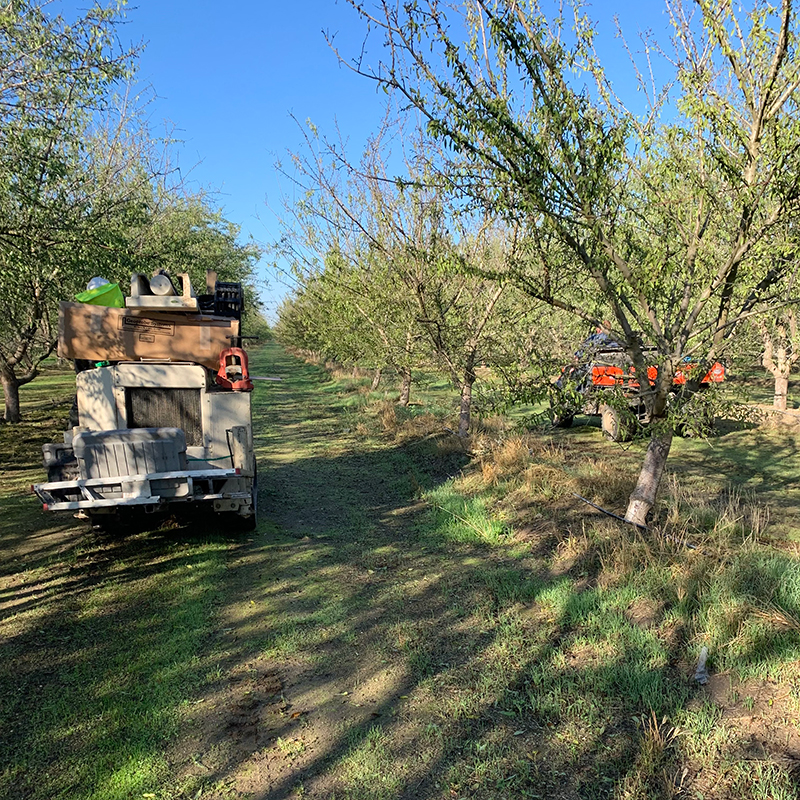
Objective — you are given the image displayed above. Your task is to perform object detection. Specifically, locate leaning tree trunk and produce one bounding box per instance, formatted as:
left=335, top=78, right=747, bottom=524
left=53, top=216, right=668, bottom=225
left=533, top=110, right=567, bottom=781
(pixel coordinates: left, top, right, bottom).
left=458, top=364, right=477, bottom=438
left=624, top=429, right=674, bottom=527
left=624, top=362, right=676, bottom=527
left=774, top=374, right=789, bottom=410
left=371, top=367, right=383, bottom=391
left=398, top=368, right=412, bottom=407
left=1, top=369, right=22, bottom=423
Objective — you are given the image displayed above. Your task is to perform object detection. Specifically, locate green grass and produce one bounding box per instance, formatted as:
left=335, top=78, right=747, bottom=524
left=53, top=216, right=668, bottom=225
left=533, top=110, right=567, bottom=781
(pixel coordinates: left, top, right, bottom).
left=0, top=533, right=230, bottom=799
left=1, top=343, right=800, bottom=799
left=336, top=726, right=405, bottom=800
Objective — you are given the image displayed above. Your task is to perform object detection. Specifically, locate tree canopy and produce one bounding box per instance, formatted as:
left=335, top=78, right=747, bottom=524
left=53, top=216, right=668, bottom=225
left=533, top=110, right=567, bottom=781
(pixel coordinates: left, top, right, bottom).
left=335, top=0, right=800, bottom=524
left=0, top=1, right=262, bottom=422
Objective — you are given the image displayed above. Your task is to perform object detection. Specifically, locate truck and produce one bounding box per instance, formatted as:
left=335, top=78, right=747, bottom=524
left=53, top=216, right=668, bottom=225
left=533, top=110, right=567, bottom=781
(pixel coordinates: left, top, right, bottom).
left=552, top=341, right=725, bottom=441
left=32, top=270, right=258, bottom=531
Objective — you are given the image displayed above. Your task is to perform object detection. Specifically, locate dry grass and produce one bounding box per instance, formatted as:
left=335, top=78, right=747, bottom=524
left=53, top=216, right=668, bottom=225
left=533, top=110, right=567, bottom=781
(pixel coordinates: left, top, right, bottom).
left=329, top=363, right=372, bottom=382
left=283, top=346, right=323, bottom=364
left=754, top=404, right=795, bottom=429
left=616, top=711, right=684, bottom=800
left=478, top=437, right=530, bottom=485
left=372, top=399, right=397, bottom=431
left=470, top=434, right=572, bottom=487
left=283, top=349, right=369, bottom=383
left=394, top=413, right=449, bottom=443
left=476, top=414, right=508, bottom=434
left=657, top=475, right=771, bottom=552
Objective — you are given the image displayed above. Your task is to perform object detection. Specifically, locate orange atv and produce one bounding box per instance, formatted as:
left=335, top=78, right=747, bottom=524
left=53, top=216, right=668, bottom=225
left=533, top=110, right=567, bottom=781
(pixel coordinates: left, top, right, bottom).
left=553, top=343, right=725, bottom=441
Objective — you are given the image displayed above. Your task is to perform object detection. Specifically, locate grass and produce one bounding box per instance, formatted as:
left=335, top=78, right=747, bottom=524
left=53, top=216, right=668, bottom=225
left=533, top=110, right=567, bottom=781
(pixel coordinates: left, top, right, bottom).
left=1, top=343, right=799, bottom=799
left=336, top=726, right=404, bottom=800
left=0, top=529, right=232, bottom=799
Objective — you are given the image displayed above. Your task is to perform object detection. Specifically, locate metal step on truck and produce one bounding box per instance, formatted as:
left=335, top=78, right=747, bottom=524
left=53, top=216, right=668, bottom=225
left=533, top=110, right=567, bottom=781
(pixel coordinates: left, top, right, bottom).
left=32, top=270, right=258, bottom=531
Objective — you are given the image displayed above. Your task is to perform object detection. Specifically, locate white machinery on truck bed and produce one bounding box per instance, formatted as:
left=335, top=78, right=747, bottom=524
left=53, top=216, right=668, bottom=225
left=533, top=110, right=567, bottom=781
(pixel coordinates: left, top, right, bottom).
left=33, top=270, right=257, bottom=531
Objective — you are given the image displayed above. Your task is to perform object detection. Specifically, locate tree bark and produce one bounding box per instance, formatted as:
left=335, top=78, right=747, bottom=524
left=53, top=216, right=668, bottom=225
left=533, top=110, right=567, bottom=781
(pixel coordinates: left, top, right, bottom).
left=624, top=429, right=674, bottom=527
left=759, top=315, right=797, bottom=412
left=398, top=369, right=412, bottom=406
left=371, top=367, right=383, bottom=391
left=774, top=375, right=789, bottom=410
left=1, top=369, right=21, bottom=423
left=458, top=371, right=476, bottom=438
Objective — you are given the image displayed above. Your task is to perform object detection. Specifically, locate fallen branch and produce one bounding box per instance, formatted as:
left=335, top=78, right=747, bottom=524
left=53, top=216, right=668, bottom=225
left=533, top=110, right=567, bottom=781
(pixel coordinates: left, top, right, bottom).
left=572, top=493, right=648, bottom=530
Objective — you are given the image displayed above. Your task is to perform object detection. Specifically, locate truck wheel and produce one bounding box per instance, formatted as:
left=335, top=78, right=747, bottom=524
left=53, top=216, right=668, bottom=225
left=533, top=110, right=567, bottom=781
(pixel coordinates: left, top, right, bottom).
left=551, top=413, right=574, bottom=428
left=600, top=405, right=633, bottom=442
left=233, top=467, right=258, bottom=532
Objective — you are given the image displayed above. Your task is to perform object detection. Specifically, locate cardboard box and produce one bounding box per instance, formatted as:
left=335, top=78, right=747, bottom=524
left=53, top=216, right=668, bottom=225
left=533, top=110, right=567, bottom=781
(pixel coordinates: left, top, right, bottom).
left=58, top=302, right=239, bottom=369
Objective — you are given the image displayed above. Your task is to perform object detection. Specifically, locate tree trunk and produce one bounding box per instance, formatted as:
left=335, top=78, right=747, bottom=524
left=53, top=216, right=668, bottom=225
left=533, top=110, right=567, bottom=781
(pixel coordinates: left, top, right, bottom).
left=458, top=372, right=476, bottom=438
left=624, top=429, right=674, bottom=527
left=371, top=367, right=383, bottom=391
left=398, top=369, right=412, bottom=406
left=774, top=374, right=789, bottom=410
left=1, top=369, right=21, bottom=423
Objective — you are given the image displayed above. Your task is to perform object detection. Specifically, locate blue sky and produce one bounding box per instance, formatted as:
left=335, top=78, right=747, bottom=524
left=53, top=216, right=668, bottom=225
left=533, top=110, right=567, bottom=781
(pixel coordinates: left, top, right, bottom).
left=114, top=1, right=385, bottom=318
left=104, top=1, right=674, bottom=319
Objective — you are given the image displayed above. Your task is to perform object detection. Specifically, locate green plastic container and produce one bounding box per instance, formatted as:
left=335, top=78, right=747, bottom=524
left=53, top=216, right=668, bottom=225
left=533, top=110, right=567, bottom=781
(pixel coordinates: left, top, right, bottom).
left=74, top=283, right=124, bottom=308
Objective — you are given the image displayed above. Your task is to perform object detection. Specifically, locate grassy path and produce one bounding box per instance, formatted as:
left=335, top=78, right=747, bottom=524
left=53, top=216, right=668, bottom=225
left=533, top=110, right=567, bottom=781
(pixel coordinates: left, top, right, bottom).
left=2, top=342, right=800, bottom=800
left=191, top=342, right=480, bottom=798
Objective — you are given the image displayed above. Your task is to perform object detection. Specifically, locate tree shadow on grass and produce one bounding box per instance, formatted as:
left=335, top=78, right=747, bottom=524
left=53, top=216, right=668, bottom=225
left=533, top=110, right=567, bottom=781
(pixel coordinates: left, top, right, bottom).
left=167, top=439, right=797, bottom=800
left=0, top=427, right=470, bottom=800
left=4, top=342, right=799, bottom=799
left=665, top=418, right=800, bottom=491
left=176, top=490, right=682, bottom=799
left=0, top=506, right=265, bottom=799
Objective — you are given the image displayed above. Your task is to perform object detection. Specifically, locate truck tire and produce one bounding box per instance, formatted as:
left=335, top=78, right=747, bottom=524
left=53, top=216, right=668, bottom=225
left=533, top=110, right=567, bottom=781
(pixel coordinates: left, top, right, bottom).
left=233, top=466, right=258, bottom=532
left=551, top=411, right=574, bottom=428
left=600, top=405, right=633, bottom=442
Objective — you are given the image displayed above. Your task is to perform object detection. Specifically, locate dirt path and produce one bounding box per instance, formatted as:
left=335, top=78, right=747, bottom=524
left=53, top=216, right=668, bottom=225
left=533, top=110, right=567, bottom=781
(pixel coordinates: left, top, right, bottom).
left=173, top=343, right=475, bottom=799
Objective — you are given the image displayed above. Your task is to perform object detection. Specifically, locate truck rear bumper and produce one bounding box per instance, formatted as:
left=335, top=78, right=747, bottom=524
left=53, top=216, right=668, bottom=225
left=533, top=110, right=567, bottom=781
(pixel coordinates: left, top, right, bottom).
left=32, top=468, right=252, bottom=512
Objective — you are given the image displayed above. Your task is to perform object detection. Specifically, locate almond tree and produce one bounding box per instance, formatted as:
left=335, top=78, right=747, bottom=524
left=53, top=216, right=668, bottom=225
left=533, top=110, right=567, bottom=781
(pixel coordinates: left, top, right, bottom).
left=275, top=250, right=424, bottom=403
left=342, top=0, right=800, bottom=524
left=276, top=123, right=525, bottom=434
left=274, top=127, right=427, bottom=403
left=0, top=0, right=137, bottom=422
